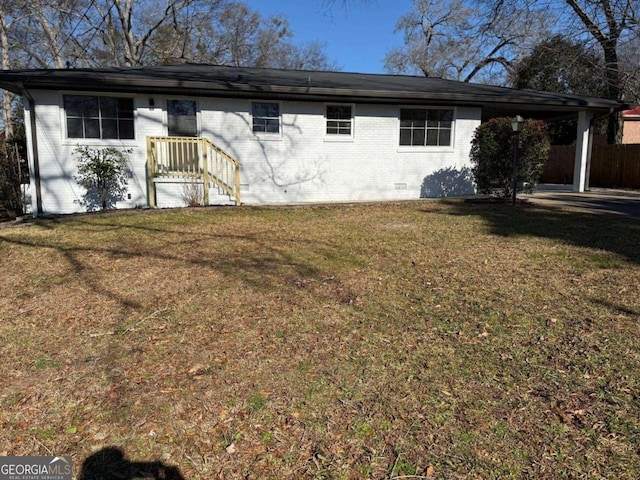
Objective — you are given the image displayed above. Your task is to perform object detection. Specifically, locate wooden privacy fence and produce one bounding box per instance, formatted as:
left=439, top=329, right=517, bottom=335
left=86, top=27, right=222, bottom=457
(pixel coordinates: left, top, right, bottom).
left=541, top=146, right=574, bottom=185
left=541, top=144, right=640, bottom=189
left=146, top=136, right=241, bottom=207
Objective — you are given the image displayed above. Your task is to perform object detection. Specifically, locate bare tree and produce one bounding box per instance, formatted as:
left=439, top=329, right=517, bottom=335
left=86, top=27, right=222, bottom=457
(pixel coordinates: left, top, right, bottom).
left=565, top=0, right=634, bottom=97
left=385, top=0, right=550, bottom=84
left=79, top=0, right=335, bottom=69
left=618, top=34, right=640, bottom=104
left=0, top=0, right=335, bottom=70
left=172, top=2, right=336, bottom=70
left=10, top=0, right=91, bottom=68
left=561, top=0, right=639, bottom=141
left=0, top=1, right=15, bottom=136
left=77, top=0, right=217, bottom=67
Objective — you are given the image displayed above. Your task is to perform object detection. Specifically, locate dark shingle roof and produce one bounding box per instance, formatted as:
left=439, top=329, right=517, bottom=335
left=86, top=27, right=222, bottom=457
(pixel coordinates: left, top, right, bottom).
left=0, top=63, right=626, bottom=120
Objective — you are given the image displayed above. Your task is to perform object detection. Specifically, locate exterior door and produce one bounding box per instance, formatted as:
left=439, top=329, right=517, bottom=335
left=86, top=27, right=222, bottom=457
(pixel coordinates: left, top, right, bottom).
left=167, top=99, right=197, bottom=137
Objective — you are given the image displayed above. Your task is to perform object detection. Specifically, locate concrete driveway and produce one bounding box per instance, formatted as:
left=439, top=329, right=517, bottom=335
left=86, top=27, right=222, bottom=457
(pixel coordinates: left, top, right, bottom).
left=526, top=184, right=640, bottom=219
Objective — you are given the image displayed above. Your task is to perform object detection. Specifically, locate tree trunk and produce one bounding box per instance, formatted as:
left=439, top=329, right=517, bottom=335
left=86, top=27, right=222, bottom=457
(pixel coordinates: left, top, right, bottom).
left=565, top=0, right=624, bottom=144
left=603, top=43, right=621, bottom=143
left=0, top=6, right=13, bottom=137
left=100, top=178, right=107, bottom=210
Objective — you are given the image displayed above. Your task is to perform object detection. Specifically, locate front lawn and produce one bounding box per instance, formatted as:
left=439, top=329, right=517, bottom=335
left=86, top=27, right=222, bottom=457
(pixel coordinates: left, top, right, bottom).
left=1, top=200, right=639, bottom=479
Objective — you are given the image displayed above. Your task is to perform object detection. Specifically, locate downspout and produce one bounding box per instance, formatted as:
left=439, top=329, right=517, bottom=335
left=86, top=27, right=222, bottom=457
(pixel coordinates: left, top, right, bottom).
left=18, top=85, right=43, bottom=216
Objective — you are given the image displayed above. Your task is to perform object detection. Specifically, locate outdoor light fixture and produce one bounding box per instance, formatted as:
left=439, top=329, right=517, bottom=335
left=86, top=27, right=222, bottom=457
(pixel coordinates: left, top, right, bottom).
left=511, top=115, right=525, bottom=206
left=511, top=115, right=525, bottom=133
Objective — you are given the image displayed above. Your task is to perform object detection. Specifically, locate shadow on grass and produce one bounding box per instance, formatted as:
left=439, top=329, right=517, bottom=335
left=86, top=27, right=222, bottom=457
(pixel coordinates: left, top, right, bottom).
left=442, top=198, right=640, bottom=265
left=0, top=212, right=333, bottom=312
left=79, top=446, right=185, bottom=480
left=592, top=298, right=640, bottom=316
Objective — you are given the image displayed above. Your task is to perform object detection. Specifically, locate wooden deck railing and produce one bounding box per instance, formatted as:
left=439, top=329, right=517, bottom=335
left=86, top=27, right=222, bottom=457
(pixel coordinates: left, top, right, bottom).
left=146, top=136, right=241, bottom=207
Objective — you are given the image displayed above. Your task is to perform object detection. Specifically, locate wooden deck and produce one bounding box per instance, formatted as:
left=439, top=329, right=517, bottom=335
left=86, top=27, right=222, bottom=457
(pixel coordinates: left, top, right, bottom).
left=146, top=136, right=241, bottom=207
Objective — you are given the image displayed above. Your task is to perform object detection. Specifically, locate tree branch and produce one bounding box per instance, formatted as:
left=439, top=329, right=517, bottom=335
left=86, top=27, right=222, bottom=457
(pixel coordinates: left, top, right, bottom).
left=565, top=0, right=609, bottom=47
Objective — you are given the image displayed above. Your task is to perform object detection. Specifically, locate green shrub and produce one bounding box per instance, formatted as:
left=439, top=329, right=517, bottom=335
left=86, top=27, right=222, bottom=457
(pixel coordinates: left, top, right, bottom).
left=470, top=118, right=550, bottom=198
left=74, top=146, right=131, bottom=211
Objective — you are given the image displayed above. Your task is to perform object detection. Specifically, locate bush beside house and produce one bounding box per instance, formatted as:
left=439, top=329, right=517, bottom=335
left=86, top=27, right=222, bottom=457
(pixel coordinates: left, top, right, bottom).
left=74, top=146, right=131, bottom=212
left=470, top=117, right=550, bottom=198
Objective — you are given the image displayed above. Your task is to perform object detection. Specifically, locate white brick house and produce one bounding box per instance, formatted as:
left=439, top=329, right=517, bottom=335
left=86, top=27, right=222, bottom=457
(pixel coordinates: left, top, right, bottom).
left=0, top=64, right=625, bottom=216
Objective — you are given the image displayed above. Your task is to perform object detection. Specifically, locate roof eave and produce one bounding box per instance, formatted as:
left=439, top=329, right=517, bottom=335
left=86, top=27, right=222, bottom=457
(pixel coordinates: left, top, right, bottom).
left=0, top=70, right=627, bottom=113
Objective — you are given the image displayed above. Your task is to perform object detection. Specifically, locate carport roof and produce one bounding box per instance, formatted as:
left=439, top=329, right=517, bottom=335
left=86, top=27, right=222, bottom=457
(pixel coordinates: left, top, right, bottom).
left=0, top=63, right=627, bottom=120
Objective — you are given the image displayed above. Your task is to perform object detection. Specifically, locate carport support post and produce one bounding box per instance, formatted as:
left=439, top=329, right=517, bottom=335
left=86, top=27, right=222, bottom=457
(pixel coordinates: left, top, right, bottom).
left=573, top=110, right=594, bottom=192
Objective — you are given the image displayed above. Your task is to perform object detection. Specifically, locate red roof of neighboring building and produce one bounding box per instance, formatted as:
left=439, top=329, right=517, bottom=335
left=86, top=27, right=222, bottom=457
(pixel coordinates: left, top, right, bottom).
left=623, top=106, right=640, bottom=116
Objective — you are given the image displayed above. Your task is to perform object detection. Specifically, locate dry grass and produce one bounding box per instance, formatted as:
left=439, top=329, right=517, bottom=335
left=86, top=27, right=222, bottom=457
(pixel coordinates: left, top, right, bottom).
left=1, top=200, right=639, bottom=479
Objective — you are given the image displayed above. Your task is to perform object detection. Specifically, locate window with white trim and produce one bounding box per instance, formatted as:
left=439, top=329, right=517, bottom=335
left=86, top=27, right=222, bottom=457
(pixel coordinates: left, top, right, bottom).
left=64, top=95, right=134, bottom=140
left=326, top=104, right=353, bottom=135
left=252, top=102, right=280, bottom=134
left=399, top=108, right=453, bottom=147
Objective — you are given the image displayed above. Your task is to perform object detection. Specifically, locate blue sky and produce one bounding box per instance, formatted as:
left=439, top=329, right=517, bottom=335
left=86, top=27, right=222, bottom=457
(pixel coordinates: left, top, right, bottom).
left=243, top=0, right=414, bottom=73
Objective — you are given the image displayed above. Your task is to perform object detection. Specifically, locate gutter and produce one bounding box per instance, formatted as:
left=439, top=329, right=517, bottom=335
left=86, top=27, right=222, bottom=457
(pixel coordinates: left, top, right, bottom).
left=4, top=70, right=625, bottom=111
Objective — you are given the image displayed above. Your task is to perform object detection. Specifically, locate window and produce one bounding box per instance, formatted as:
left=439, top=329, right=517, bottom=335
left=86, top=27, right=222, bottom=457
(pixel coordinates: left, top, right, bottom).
left=399, top=108, right=453, bottom=147
left=326, top=105, right=353, bottom=135
left=252, top=102, right=280, bottom=134
left=64, top=95, right=134, bottom=140
left=167, top=100, right=197, bottom=137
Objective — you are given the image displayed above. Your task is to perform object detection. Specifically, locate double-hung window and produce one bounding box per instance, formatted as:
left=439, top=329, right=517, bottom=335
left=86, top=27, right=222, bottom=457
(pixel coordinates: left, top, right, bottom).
left=252, top=102, right=280, bottom=134
left=399, top=108, right=453, bottom=147
left=64, top=95, right=134, bottom=140
left=326, top=105, right=353, bottom=136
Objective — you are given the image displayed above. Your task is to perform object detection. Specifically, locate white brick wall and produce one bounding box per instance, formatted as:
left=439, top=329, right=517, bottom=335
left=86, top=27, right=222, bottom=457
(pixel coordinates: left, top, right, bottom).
left=27, top=91, right=481, bottom=214
left=29, top=91, right=155, bottom=215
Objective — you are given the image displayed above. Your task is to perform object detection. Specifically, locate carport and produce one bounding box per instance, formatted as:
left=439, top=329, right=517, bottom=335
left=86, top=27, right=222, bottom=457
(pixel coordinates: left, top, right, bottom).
left=479, top=96, right=626, bottom=194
